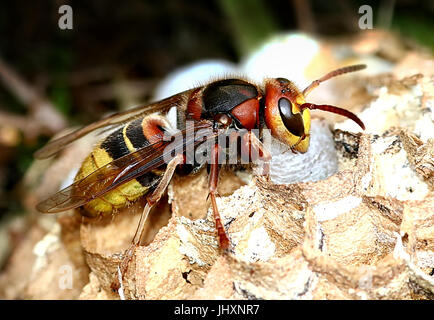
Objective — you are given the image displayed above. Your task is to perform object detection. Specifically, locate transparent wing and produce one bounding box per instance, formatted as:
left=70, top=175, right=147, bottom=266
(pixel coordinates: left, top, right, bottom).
left=36, top=120, right=217, bottom=213
left=34, top=89, right=194, bottom=159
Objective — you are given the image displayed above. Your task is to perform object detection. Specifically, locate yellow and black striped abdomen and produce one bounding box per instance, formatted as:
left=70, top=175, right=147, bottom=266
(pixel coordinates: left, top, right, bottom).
left=76, top=117, right=164, bottom=217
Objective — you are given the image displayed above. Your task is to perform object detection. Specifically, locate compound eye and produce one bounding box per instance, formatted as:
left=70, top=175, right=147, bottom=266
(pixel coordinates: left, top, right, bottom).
left=278, top=97, right=305, bottom=137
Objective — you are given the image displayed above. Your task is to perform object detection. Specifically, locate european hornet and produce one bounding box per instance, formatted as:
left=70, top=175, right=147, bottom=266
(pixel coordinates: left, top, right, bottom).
left=35, top=64, right=366, bottom=261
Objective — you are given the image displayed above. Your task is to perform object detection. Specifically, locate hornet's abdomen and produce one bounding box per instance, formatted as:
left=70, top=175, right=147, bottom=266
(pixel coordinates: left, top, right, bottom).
left=75, top=116, right=165, bottom=217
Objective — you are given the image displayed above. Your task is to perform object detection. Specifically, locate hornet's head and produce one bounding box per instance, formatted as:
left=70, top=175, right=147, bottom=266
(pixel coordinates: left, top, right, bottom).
left=264, top=64, right=366, bottom=153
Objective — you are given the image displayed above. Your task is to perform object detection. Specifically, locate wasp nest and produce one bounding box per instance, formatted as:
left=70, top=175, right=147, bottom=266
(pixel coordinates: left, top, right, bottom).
left=1, top=47, right=433, bottom=301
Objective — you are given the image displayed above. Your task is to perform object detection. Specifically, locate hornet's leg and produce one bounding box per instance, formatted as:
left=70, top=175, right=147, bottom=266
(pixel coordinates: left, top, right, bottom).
left=112, top=154, right=184, bottom=293
left=242, top=131, right=272, bottom=177
left=134, top=153, right=185, bottom=246
left=208, top=144, right=230, bottom=250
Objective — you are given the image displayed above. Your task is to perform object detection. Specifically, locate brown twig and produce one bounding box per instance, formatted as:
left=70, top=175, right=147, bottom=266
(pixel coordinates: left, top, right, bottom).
left=0, top=110, right=44, bottom=142
left=0, top=57, right=67, bottom=135
left=76, top=79, right=156, bottom=106
left=292, top=0, right=315, bottom=34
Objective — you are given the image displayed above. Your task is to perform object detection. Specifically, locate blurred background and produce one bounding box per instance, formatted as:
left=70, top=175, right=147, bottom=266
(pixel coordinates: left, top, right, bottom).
left=0, top=0, right=433, bottom=269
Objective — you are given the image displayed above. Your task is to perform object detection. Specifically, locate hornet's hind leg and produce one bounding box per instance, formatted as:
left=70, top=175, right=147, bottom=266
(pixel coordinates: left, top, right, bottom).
left=111, top=154, right=184, bottom=294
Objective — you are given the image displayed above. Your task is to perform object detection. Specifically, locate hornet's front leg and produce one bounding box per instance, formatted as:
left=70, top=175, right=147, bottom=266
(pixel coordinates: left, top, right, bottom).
left=242, top=130, right=272, bottom=178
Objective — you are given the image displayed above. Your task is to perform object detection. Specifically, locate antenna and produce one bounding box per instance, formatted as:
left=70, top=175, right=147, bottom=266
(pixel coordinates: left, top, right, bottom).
left=302, top=64, right=366, bottom=97
left=300, top=103, right=365, bottom=130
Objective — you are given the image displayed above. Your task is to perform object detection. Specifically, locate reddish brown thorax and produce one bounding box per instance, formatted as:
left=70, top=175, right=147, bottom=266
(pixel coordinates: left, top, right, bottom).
left=229, top=97, right=260, bottom=130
